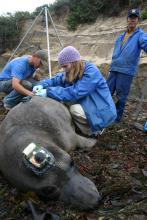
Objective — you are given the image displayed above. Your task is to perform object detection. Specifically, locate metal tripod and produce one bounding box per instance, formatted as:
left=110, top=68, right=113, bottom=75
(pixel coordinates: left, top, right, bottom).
left=8, top=7, right=63, bottom=78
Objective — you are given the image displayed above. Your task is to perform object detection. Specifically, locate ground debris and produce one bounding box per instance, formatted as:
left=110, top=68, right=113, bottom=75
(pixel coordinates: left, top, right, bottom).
left=0, top=100, right=147, bottom=219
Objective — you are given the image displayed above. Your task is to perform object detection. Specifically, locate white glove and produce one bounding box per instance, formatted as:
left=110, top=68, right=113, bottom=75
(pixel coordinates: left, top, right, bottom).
left=33, top=85, right=43, bottom=93
left=35, top=89, right=47, bottom=97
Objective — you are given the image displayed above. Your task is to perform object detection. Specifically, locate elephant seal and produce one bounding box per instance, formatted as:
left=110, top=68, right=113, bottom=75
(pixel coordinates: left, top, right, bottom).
left=0, top=96, right=100, bottom=210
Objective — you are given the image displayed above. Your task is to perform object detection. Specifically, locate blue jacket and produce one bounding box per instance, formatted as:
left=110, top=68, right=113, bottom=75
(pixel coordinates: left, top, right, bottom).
left=39, top=62, right=117, bottom=133
left=110, top=28, right=147, bottom=76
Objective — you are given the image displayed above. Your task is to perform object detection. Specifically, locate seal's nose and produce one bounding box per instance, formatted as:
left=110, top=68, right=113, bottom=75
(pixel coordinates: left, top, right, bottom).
left=60, top=172, right=101, bottom=210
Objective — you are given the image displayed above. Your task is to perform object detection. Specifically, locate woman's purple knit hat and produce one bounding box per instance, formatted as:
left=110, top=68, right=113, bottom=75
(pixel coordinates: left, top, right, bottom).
left=58, top=46, right=81, bottom=65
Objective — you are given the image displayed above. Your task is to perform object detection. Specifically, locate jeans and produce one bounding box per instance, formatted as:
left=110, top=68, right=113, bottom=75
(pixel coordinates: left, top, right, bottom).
left=107, top=71, right=133, bottom=122
left=0, top=78, right=38, bottom=108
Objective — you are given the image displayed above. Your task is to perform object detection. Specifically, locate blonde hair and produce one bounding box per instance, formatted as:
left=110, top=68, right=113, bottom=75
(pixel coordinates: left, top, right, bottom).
left=65, top=60, right=84, bottom=83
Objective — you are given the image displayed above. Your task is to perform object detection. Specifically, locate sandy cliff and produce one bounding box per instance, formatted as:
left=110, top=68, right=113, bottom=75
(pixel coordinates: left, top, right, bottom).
left=1, top=12, right=147, bottom=98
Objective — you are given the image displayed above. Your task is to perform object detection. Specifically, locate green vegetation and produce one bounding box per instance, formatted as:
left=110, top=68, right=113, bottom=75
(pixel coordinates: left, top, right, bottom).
left=50, top=0, right=70, bottom=12
left=0, top=12, right=33, bottom=53
left=32, top=4, right=49, bottom=16
left=141, top=9, right=147, bottom=20
left=50, top=0, right=143, bottom=30
left=67, top=0, right=107, bottom=30
left=0, top=0, right=145, bottom=52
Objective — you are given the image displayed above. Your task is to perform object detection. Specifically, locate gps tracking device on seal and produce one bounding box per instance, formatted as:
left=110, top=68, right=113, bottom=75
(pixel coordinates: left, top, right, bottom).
left=23, top=143, right=55, bottom=176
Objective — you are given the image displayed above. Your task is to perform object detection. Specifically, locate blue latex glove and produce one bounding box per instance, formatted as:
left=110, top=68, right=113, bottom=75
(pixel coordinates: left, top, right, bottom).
left=144, top=121, right=147, bottom=132
left=35, top=89, right=47, bottom=97
left=33, top=85, right=43, bottom=93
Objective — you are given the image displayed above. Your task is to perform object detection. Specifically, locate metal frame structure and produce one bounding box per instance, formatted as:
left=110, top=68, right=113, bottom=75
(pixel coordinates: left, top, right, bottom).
left=8, top=7, right=63, bottom=78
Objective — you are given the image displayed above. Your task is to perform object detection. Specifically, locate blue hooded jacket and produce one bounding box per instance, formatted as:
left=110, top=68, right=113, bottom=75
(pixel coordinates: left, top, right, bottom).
left=39, top=62, right=116, bottom=133
left=110, top=28, right=147, bottom=76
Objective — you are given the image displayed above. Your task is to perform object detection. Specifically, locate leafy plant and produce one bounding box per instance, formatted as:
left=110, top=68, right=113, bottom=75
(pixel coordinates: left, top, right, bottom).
left=0, top=11, right=33, bottom=53
left=141, top=10, right=147, bottom=20
left=67, top=0, right=130, bottom=30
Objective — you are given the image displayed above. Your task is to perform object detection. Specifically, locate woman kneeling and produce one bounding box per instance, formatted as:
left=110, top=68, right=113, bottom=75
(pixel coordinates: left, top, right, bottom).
left=33, top=46, right=117, bottom=137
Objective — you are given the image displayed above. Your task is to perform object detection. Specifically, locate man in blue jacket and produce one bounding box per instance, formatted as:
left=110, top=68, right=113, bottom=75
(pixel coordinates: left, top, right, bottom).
left=107, top=9, right=147, bottom=122
left=33, top=46, right=117, bottom=137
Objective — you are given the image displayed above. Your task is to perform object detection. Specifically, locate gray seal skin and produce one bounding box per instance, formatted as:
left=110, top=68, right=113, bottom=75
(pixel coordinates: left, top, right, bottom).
left=0, top=96, right=101, bottom=210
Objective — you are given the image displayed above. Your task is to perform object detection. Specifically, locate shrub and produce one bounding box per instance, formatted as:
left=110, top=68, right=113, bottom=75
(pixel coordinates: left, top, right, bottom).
left=0, top=11, right=33, bottom=53
left=49, top=0, right=70, bottom=13
left=141, top=10, right=147, bottom=20
left=67, top=0, right=130, bottom=30
left=32, top=4, right=49, bottom=16
left=14, top=11, right=34, bottom=21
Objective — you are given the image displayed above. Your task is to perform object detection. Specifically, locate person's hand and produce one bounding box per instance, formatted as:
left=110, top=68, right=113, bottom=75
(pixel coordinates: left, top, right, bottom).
left=35, top=89, right=47, bottom=97
left=27, top=91, right=35, bottom=97
left=33, top=85, right=43, bottom=93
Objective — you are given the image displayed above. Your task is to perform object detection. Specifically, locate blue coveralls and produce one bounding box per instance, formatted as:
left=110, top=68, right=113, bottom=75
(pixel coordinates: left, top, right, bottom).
left=107, top=27, right=147, bottom=122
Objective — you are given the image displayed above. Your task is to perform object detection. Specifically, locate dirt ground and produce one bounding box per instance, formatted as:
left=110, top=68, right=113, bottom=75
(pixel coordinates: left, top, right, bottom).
left=0, top=98, right=147, bottom=220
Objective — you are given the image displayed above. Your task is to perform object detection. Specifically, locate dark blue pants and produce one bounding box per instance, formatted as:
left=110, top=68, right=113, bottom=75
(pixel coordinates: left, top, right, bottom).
left=0, top=78, right=38, bottom=108
left=107, top=71, right=133, bottom=122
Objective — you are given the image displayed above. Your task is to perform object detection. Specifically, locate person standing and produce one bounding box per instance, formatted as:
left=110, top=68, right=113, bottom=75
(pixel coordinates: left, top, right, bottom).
left=107, top=9, right=147, bottom=122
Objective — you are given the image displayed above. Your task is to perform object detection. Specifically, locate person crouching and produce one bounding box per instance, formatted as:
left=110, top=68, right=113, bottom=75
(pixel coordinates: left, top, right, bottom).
left=33, top=46, right=117, bottom=137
